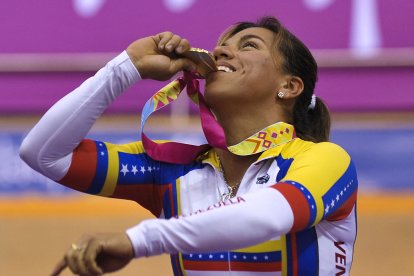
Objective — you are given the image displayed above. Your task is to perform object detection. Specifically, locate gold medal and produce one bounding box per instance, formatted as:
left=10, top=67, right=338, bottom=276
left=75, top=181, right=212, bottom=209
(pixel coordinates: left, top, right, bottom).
left=183, top=48, right=217, bottom=78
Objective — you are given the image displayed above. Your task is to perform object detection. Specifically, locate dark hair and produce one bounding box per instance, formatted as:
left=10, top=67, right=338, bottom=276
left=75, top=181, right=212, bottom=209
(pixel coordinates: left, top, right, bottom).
left=220, top=16, right=331, bottom=142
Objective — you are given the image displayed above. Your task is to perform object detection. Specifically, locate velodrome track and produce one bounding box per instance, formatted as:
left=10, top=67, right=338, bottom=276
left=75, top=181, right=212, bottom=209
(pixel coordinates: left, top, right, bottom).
left=1, top=114, right=413, bottom=275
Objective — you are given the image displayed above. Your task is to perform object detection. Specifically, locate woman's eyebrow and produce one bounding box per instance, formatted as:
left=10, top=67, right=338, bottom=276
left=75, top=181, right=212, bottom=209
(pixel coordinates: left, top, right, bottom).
left=219, top=33, right=266, bottom=47
left=238, top=34, right=266, bottom=44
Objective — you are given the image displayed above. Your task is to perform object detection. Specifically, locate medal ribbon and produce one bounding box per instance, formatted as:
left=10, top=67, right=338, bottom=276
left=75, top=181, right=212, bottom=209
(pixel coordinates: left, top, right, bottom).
left=140, top=72, right=295, bottom=164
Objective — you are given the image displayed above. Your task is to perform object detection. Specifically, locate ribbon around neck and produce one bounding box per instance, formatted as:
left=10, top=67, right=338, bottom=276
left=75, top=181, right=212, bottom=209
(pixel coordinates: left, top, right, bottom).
left=140, top=72, right=296, bottom=164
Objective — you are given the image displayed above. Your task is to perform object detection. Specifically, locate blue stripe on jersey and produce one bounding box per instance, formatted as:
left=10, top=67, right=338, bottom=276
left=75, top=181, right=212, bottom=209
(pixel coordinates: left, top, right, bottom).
left=163, top=187, right=173, bottom=218
left=284, top=180, right=318, bottom=227
left=117, top=152, right=157, bottom=184
left=296, top=228, right=319, bottom=276
left=170, top=254, right=183, bottom=276
left=86, top=141, right=108, bottom=194
left=285, top=234, right=294, bottom=276
left=322, top=160, right=358, bottom=219
left=172, top=180, right=178, bottom=216
left=182, top=252, right=228, bottom=262
left=181, top=251, right=281, bottom=263
left=117, top=152, right=204, bottom=185
left=275, top=155, right=294, bottom=182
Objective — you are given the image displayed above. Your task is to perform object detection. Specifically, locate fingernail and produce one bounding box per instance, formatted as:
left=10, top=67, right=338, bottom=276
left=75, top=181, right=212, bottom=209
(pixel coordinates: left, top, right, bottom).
left=166, top=44, right=173, bottom=51
left=176, top=46, right=183, bottom=53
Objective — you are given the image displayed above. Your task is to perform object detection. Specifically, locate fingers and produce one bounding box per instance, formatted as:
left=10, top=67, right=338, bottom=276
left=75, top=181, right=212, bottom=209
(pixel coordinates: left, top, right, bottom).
left=83, top=240, right=104, bottom=275
left=53, top=239, right=103, bottom=276
left=50, top=258, right=67, bottom=276
left=68, top=246, right=89, bottom=275
left=154, top=32, right=191, bottom=54
left=170, top=58, right=197, bottom=74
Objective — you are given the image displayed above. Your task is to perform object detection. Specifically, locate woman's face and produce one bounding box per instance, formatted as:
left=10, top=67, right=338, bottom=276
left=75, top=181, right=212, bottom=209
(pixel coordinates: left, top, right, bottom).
left=205, top=27, right=286, bottom=109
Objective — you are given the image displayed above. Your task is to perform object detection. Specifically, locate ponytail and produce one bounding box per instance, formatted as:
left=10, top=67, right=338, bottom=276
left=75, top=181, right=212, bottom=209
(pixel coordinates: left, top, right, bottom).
left=293, top=96, right=331, bottom=142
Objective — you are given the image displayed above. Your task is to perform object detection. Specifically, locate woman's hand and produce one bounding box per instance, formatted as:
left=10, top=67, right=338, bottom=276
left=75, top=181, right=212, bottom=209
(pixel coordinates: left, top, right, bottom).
left=51, top=233, right=134, bottom=276
left=126, top=32, right=196, bottom=81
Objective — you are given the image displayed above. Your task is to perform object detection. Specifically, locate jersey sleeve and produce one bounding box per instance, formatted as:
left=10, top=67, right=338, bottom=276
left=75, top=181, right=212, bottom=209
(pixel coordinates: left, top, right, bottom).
left=59, top=139, right=201, bottom=217
left=270, top=142, right=358, bottom=232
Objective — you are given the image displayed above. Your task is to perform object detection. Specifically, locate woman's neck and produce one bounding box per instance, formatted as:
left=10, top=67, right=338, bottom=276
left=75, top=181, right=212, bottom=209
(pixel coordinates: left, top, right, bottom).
left=213, top=108, right=282, bottom=189
left=211, top=100, right=291, bottom=189
left=215, top=104, right=289, bottom=146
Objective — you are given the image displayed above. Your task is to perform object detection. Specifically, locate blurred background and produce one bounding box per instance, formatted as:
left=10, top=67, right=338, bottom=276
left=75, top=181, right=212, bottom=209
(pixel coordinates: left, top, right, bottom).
left=1, top=0, right=413, bottom=275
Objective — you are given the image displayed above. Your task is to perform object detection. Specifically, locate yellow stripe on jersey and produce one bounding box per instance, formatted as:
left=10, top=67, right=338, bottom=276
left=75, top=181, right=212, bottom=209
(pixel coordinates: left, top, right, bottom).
left=176, top=178, right=182, bottom=216
left=116, top=141, right=146, bottom=154
left=280, top=235, right=288, bottom=276
left=98, top=142, right=119, bottom=197
left=233, top=239, right=283, bottom=253
left=97, top=141, right=147, bottom=197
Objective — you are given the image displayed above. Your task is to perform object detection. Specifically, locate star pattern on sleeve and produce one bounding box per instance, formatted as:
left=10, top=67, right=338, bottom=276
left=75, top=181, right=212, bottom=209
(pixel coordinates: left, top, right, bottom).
left=324, top=179, right=355, bottom=216
left=120, top=163, right=160, bottom=177
left=183, top=251, right=279, bottom=263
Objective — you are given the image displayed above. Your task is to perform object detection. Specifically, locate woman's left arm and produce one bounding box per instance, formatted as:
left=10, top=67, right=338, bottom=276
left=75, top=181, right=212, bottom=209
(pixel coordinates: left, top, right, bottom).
left=52, top=186, right=294, bottom=276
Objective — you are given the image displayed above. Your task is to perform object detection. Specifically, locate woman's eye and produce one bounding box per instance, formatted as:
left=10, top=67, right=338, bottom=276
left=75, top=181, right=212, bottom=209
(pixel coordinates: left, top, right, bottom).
left=241, top=41, right=258, bottom=49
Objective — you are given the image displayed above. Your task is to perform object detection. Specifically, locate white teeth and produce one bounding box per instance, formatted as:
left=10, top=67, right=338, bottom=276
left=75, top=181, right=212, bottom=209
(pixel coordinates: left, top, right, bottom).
left=217, top=66, right=234, bottom=73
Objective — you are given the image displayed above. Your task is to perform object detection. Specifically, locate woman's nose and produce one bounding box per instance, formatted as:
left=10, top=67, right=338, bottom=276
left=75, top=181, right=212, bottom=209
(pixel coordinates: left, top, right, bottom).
left=213, top=45, right=234, bottom=61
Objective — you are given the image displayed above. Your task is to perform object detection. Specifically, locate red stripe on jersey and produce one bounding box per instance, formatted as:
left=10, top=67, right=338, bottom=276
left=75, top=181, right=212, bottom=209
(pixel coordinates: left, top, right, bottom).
left=231, top=261, right=282, bottom=272
left=59, top=139, right=97, bottom=192
left=182, top=260, right=228, bottom=271
left=290, top=233, right=299, bottom=276
left=112, top=184, right=172, bottom=217
left=271, top=182, right=310, bottom=232
left=327, top=189, right=357, bottom=221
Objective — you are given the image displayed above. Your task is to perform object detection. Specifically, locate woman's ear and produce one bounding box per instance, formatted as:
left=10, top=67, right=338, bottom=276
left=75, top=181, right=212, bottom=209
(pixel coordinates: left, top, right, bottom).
left=277, top=76, right=304, bottom=100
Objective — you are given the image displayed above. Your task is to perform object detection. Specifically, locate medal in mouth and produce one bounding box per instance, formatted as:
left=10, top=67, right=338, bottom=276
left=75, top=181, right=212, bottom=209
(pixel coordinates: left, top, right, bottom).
left=182, top=48, right=217, bottom=78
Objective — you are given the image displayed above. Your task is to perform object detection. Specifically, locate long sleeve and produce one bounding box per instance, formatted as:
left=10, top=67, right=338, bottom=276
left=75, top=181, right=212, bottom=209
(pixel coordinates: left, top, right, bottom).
left=19, top=51, right=141, bottom=181
left=126, top=187, right=294, bottom=257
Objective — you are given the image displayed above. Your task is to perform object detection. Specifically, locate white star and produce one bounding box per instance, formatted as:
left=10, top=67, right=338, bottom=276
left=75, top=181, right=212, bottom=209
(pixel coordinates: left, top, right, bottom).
left=120, top=164, right=129, bottom=176
left=300, top=187, right=304, bottom=190
left=148, top=166, right=152, bottom=172
left=336, top=194, right=340, bottom=202
left=331, top=199, right=335, bottom=208
left=198, top=254, right=202, bottom=258
left=131, top=165, right=138, bottom=175
left=220, top=254, right=224, bottom=259
left=264, top=255, right=269, bottom=260
left=344, top=187, right=347, bottom=192
left=243, top=255, right=247, bottom=260
left=209, top=254, right=213, bottom=259
left=99, top=143, right=103, bottom=147
left=253, top=256, right=257, bottom=260
left=340, top=191, right=343, bottom=196
left=311, top=205, right=315, bottom=209
left=233, top=255, right=237, bottom=259
left=189, top=254, right=193, bottom=258
left=100, top=151, right=104, bottom=156
left=140, top=166, right=146, bottom=174
left=153, top=166, right=156, bottom=171
left=325, top=204, right=330, bottom=214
